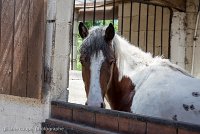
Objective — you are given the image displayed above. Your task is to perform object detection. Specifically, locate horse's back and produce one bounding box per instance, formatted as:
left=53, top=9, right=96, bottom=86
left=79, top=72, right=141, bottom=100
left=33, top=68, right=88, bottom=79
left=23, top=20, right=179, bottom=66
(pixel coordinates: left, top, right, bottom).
left=131, top=65, right=200, bottom=124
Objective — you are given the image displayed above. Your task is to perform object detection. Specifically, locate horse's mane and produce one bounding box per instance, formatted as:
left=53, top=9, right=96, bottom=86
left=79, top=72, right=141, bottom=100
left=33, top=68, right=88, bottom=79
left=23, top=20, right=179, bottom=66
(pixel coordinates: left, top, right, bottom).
left=113, top=34, right=192, bottom=81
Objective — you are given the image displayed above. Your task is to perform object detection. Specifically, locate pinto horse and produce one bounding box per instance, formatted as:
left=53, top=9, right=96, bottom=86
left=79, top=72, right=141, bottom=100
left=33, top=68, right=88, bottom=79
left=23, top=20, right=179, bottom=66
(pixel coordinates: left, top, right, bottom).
left=78, top=22, right=200, bottom=124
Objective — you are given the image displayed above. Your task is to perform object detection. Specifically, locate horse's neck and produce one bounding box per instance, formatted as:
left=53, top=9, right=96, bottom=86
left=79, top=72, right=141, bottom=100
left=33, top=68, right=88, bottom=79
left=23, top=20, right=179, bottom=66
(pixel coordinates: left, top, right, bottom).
left=106, top=64, right=135, bottom=112
left=113, top=34, right=153, bottom=81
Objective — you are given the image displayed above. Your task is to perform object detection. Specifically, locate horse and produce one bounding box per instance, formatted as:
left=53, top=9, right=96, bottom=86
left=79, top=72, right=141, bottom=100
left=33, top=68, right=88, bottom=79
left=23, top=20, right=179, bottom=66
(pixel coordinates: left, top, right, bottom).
left=78, top=22, right=200, bottom=124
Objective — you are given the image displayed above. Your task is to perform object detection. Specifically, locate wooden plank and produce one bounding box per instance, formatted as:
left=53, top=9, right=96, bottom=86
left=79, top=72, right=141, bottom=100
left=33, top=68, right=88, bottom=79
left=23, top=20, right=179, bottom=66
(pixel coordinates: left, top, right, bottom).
left=11, top=0, right=29, bottom=97
left=0, top=0, right=15, bottom=94
left=27, top=0, right=44, bottom=98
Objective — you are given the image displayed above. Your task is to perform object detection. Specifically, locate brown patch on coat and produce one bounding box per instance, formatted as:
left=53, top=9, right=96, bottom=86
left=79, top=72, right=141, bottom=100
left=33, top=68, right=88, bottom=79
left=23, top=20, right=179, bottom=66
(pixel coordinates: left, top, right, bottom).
left=106, top=64, right=135, bottom=112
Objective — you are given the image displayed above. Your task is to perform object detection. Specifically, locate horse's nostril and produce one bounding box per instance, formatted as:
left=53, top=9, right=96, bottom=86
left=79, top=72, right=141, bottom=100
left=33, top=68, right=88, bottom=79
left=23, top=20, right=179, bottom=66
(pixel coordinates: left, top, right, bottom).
left=85, top=102, right=88, bottom=105
left=101, top=103, right=105, bottom=108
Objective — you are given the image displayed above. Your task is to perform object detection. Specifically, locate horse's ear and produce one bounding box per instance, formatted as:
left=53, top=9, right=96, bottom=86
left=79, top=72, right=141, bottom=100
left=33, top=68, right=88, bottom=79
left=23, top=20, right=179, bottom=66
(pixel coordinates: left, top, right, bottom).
left=105, top=23, right=115, bottom=42
left=79, top=22, right=88, bottom=39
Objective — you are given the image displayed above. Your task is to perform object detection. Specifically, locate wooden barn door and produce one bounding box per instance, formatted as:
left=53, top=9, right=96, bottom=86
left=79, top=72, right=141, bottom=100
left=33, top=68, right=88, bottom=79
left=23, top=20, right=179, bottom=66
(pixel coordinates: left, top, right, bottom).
left=0, top=0, right=45, bottom=99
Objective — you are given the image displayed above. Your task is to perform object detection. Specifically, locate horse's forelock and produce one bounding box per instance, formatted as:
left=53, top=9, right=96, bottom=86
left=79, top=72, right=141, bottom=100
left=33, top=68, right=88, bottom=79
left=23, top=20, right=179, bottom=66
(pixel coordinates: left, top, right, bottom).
left=80, top=26, right=114, bottom=62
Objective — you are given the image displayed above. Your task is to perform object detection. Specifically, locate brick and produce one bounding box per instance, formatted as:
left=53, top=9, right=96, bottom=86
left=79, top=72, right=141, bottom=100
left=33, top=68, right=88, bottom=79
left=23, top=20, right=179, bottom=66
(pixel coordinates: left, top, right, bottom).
left=148, top=16, right=156, bottom=31
left=124, top=3, right=131, bottom=17
left=163, top=9, right=170, bottom=30
left=118, top=117, right=130, bottom=133
left=138, top=31, right=146, bottom=50
left=186, top=0, right=199, bottom=13
left=51, top=105, right=72, bottom=121
left=73, top=109, right=95, bottom=126
left=185, top=63, right=192, bottom=72
left=185, top=46, right=193, bottom=64
left=123, top=17, right=131, bottom=32
left=118, top=117, right=146, bottom=134
left=95, top=113, right=118, bottom=132
left=132, top=3, right=140, bottom=16
left=147, top=123, right=177, bottom=134
left=186, top=13, right=197, bottom=30
left=178, top=129, right=200, bottom=134
left=131, top=16, right=139, bottom=32
left=155, top=31, right=161, bottom=47
left=129, top=119, right=146, bottom=134
left=149, top=5, right=156, bottom=16
left=162, top=30, right=169, bottom=47
left=140, top=16, right=147, bottom=31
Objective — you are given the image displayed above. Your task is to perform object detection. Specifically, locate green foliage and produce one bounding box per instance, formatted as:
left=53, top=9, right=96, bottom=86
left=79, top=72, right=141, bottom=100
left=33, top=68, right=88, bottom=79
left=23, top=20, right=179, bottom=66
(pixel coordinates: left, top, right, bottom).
left=75, top=20, right=118, bottom=71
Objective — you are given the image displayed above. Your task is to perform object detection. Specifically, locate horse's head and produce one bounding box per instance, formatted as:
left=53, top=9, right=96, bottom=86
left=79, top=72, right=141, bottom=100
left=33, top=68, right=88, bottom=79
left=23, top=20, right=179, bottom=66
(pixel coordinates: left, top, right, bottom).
left=79, top=22, right=115, bottom=108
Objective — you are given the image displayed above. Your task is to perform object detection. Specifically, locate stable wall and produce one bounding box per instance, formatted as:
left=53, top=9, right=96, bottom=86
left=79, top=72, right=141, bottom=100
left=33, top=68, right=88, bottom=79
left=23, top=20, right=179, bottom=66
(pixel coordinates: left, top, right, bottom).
left=0, top=0, right=73, bottom=133
left=171, top=0, right=200, bottom=78
left=185, top=0, right=200, bottom=77
left=118, top=2, right=171, bottom=58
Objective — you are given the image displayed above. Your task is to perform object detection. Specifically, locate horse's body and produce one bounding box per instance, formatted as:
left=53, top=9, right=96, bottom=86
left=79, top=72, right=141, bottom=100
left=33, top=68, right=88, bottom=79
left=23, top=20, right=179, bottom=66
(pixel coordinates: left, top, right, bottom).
left=79, top=23, right=200, bottom=125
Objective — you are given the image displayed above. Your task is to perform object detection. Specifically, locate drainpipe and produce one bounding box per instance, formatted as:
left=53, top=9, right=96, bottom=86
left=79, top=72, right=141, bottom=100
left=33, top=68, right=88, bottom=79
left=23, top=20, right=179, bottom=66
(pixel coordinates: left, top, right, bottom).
left=191, top=1, right=200, bottom=75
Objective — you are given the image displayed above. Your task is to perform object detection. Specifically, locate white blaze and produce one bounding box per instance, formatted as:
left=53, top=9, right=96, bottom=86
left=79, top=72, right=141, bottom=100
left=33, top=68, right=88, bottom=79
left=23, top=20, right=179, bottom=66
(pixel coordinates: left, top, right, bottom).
left=87, top=51, right=105, bottom=107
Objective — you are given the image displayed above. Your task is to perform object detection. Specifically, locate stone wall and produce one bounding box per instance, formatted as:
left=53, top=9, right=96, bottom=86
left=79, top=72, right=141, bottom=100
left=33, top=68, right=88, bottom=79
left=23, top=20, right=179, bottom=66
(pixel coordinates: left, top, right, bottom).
left=185, top=0, right=200, bottom=77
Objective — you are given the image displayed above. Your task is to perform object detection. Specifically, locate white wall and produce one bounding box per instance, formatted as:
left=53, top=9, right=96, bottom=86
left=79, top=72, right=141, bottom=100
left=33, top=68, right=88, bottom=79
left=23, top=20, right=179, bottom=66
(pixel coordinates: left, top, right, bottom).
left=45, top=0, right=73, bottom=101
left=0, top=95, right=49, bottom=134
left=170, top=12, right=186, bottom=69
left=170, top=0, right=200, bottom=78
left=185, top=0, right=200, bottom=78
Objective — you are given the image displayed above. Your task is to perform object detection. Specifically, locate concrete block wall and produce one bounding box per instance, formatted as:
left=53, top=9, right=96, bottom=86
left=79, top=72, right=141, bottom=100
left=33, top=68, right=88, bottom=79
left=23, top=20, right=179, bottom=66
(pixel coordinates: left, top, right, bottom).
left=185, top=0, right=200, bottom=77
left=118, top=2, right=171, bottom=58
left=170, top=12, right=186, bottom=69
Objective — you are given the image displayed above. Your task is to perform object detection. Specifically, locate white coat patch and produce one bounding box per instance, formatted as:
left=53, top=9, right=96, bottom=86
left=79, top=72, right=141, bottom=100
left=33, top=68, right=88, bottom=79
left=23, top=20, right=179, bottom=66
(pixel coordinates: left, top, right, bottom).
left=87, top=51, right=105, bottom=107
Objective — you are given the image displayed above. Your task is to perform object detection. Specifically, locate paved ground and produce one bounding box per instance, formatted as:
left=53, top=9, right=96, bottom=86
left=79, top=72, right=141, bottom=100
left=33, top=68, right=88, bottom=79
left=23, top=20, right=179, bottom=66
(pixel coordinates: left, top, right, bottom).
left=68, top=70, right=110, bottom=109
left=68, top=70, right=86, bottom=105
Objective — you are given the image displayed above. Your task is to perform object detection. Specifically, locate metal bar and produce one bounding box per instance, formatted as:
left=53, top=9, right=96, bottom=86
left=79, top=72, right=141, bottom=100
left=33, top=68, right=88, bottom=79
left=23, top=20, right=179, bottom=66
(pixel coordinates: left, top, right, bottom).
left=161, top=7, right=164, bottom=55
left=153, top=6, right=157, bottom=57
left=137, top=3, right=141, bottom=47
left=168, top=8, right=173, bottom=59
left=103, top=0, right=106, bottom=25
left=83, top=0, right=86, bottom=23
left=129, top=0, right=133, bottom=42
left=71, top=0, right=75, bottom=70
left=93, top=0, right=96, bottom=26
left=146, top=4, right=149, bottom=52
left=113, top=0, right=115, bottom=25
left=121, top=0, right=124, bottom=35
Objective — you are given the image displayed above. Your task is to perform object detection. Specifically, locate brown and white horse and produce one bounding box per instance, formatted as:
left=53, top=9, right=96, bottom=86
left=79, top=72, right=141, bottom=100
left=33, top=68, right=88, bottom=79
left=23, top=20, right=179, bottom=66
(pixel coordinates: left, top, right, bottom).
left=78, top=22, right=200, bottom=124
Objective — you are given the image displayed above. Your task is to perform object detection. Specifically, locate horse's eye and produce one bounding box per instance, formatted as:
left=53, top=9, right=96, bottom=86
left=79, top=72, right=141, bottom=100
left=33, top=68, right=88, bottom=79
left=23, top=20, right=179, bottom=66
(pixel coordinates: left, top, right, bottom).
left=109, top=58, right=115, bottom=65
left=80, top=59, right=84, bottom=65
